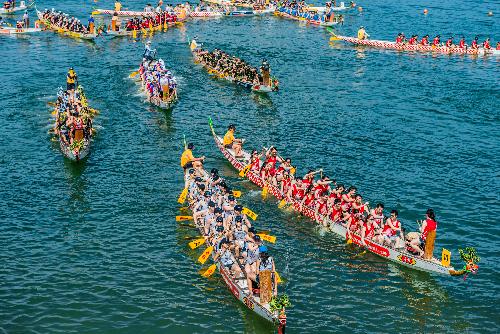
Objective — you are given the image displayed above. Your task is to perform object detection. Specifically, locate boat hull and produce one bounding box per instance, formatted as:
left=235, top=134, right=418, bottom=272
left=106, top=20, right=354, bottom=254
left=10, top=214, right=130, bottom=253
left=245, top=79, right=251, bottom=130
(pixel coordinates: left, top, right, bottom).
left=60, top=138, right=90, bottom=161
left=36, top=10, right=97, bottom=40
left=0, top=27, right=42, bottom=34
left=209, top=121, right=457, bottom=276
left=274, top=10, right=337, bottom=26
left=0, top=4, right=27, bottom=14
left=336, top=35, right=500, bottom=56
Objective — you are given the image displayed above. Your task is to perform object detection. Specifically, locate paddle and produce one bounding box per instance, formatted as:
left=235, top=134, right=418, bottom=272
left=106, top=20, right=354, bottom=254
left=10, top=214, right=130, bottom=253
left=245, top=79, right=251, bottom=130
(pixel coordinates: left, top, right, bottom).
left=189, top=237, right=206, bottom=249
left=257, top=233, right=276, bottom=243
left=129, top=70, right=139, bottom=78
left=262, top=186, right=268, bottom=198
left=239, top=164, right=251, bottom=177
left=198, top=246, right=213, bottom=264
left=275, top=271, right=283, bottom=284
left=177, top=187, right=188, bottom=204
left=278, top=199, right=289, bottom=209
left=242, top=207, right=258, bottom=220
left=201, top=264, right=217, bottom=277
left=176, top=215, right=193, bottom=221
left=232, top=190, right=242, bottom=198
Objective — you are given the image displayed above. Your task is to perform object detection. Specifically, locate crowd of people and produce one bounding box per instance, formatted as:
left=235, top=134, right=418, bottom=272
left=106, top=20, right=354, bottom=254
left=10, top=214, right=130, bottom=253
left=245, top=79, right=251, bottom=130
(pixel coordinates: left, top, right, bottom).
left=184, top=161, right=278, bottom=300
left=41, top=9, right=93, bottom=34
left=394, top=33, right=499, bottom=50
left=276, top=1, right=344, bottom=24
left=120, top=12, right=178, bottom=31
left=192, top=43, right=278, bottom=89
left=212, top=124, right=439, bottom=259
left=138, top=41, right=178, bottom=106
left=53, top=68, right=94, bottom=149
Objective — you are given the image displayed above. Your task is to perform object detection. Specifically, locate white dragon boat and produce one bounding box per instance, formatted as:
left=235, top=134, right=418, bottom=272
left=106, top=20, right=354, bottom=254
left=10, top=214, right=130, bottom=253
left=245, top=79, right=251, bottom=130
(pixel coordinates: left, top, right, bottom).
left=329, top=30, right=499, bottom=57
left=209, top=118, right=480, bottom=278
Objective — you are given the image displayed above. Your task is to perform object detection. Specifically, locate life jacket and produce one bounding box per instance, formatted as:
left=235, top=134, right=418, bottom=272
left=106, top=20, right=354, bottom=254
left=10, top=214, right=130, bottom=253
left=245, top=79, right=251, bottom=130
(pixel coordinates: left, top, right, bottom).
left=459, top=39, right=465, bottom=48
left=383, top=219, right=400, bottom=236
left=421, top=218, right=437, bottom=240
left=396, top=36, right=402, bottom=43
left=363, top=222, right=375, bottom=238
left=432, top=37, right=440, bottom=46
left=483, top=40, right=490, bottom=49
left=445, top=39, right=452, bottom=47
left=420, top=37, right=429, bottom=46
left=471, top=40, right=478, bottom=49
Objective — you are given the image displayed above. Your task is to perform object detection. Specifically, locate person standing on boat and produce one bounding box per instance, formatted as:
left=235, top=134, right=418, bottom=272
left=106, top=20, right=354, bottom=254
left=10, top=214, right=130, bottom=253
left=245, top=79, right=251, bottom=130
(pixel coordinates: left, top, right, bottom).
left=22, top=10, right=29, bottom=28
left=181, top=143, right=205, bottom=171
left=143, top=41, right=156, bottom=63
left=357, top=26, right=369, bottom=40
left=223, top=124, right=244, bottom=158
left=66, top=68, right=77, bottom=101
left=257, top=246, right=277, bottom=302
left=88, top=14, right=95, bottom=33
left=409, top=208, right=437, bottom=257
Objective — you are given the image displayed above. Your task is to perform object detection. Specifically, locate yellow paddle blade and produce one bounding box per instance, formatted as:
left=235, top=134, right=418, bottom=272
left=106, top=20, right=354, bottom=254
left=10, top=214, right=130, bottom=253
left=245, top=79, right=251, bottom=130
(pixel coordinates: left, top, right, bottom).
left=278, top=199, right=287, bottom=209
left=188, top=237, right=206, bottom=250
left=91, top=10, right=101, bottom=15
left=242, top=207, right=258, bottom=221
left=201, top=264, right=217, bottom=278
left=177, top=187, right=188, bottom=204
left=275, top=271, right=283, bottom=284
left=51, top=110, right=57, bottom=116
left=198, top=246, right=213, bottom=264
left=330, top=36, right=341, bottom=41
left=257, top=233, right=276, bottom=244
left=232, top=190, right=242, bottom=198
left=129, top=70, right=139, bottom=78
left=346, top=238, right=353, bottom=244
left=290, top=167, right=296, bottom=175
left=176, top=215, right=193, bottom=221
left=262, top=186, right=268, bottom=198
left=47, top=101, right=56, bottom=106
left=239, top=164, right=251, bottom=177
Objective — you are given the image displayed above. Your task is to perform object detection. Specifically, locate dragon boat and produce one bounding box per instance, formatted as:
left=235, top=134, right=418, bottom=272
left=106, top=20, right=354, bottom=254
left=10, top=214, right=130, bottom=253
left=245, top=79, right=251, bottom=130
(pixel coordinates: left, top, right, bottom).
left=0, top=0, right=31, bottom=14
left=209, top=118, right=480, bottom=278
left=132, top=58, right=177, bottom=109
left=191, top=43, right=279, bottom=93
left=274, top=7, right=339, bottom=26
left=182, top=168, right=287, bottom=333
left=329, top=30, right=500, bottom=57
left=91, top=8, right=188, bottom=21
left=51, top=86, right=96, bottom=162
left=0, top=26, right=42, bottom=34
left=36, top=9, right=97, bottom=40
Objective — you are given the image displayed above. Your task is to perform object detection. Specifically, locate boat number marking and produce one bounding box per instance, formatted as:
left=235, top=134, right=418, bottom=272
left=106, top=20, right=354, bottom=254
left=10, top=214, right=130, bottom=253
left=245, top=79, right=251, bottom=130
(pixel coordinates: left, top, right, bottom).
left=243, top=297, right=254, bottom=310
left=397, top=254, right=416, bottom=265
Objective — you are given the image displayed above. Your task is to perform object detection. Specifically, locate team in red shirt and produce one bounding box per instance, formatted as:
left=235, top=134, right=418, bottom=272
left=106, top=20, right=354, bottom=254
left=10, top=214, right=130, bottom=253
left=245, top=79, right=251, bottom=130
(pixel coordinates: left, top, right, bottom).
left=250, top=147, right=437, bottom=257
left=395, top=32, right=493, bottom=50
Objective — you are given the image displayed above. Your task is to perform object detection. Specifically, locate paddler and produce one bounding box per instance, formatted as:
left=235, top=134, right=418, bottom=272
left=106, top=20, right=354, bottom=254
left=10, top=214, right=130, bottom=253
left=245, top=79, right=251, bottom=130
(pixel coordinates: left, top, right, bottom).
left=395, top=32, right=404, bottom=44
left=496, top=42, right=500, bottom=50
left=180, top=142, right=205, bottom=171
left=482, top=38, right=491, bottom=49
left=0, top=16, right=4, bottom=26
left=458, top=36, right=466, bottom=48
left=223, top=124, right=244, bottom=158
left=357, top=26, right=369, bottom=40
left=432, top=35, right=440, bottom=46
left=470, top=36, right=478, bottom=49
left=445, top=36, right=453, bottom=48
left=66, top=67, right=77, bottom=100
left=114, top=0, right=122, bottom=11
left=420, top=34, right=429, bottom=46
left=408, top=34, right=417, bottom=45
left=408, top=208, right=437, bottom=257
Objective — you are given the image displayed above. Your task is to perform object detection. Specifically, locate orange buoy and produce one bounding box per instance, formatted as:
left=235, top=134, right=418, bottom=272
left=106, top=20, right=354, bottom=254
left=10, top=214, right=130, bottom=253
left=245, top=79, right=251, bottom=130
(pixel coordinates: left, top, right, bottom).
left=358, top=6, right=363, bottom=12
left=488, top=11, right=493, bottom=16
left=423, top=8, right=428, bottom=14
